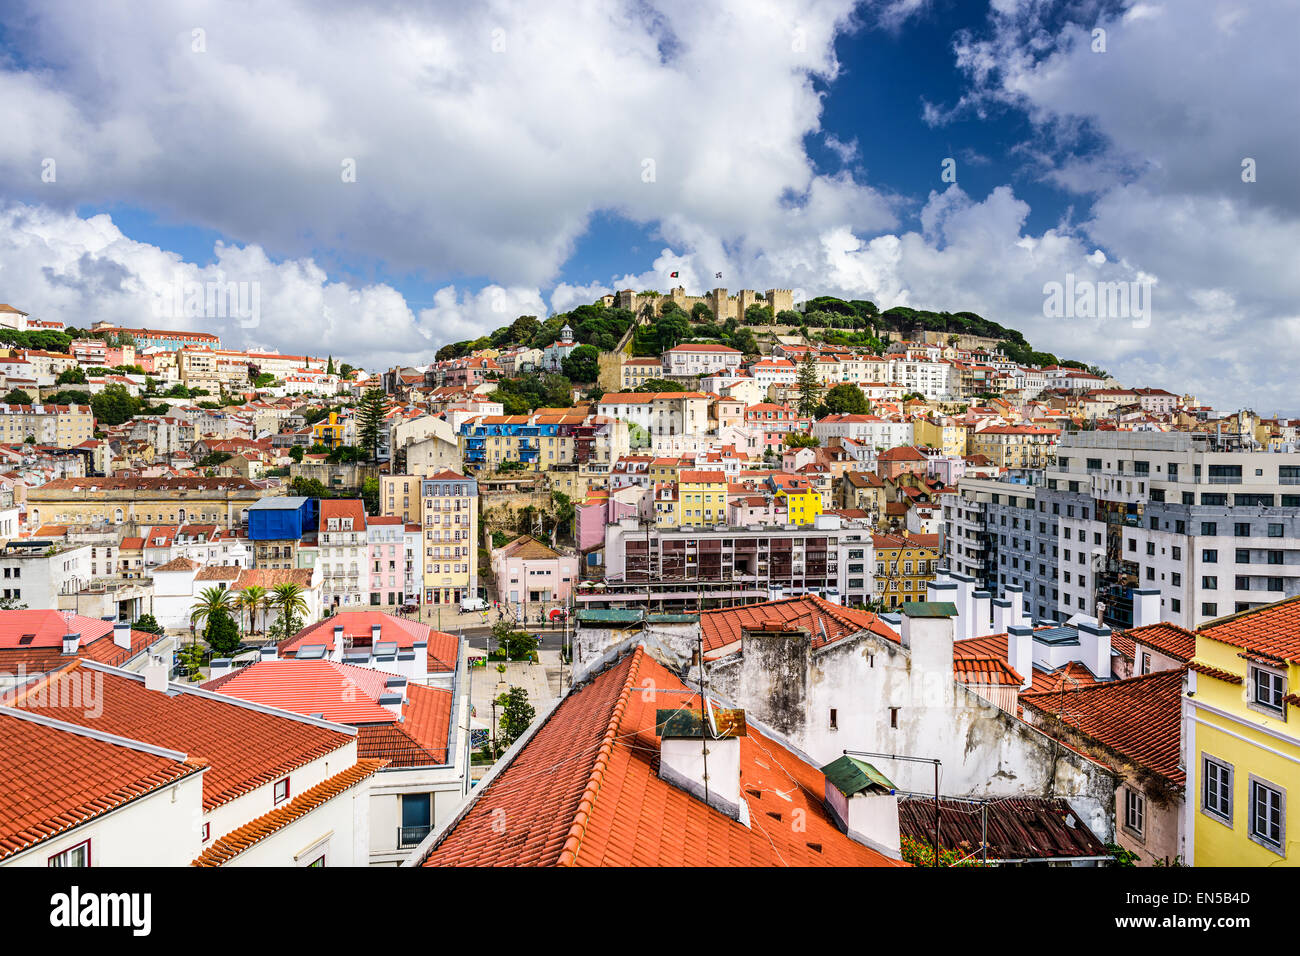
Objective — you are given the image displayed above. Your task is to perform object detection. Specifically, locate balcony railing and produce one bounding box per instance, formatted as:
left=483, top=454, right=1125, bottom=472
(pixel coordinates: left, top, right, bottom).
left=398, top=824, right=432, bottom=848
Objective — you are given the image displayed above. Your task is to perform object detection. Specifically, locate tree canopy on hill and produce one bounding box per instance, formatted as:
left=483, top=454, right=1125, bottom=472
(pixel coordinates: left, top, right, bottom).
left=0, top=329, right=73, bottom=352
left=490, top=373, right=572, bottom=414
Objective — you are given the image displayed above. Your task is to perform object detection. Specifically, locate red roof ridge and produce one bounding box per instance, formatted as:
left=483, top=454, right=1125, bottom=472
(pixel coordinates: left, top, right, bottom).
left=556, top=645, right=646, bottom=866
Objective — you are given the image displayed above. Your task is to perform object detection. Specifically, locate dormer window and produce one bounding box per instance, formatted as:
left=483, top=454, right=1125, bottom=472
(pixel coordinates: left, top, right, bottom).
left=273, top=777, right=290, bottom=804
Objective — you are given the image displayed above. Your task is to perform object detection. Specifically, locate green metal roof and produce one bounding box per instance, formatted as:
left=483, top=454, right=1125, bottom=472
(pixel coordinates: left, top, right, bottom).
left=646, top=613, right=699, bottom=624
left=575, top=609, right=644, bottom=625
left=901, top=601, right=958, bottom=618
left=821, top=756, right=897, bottom=796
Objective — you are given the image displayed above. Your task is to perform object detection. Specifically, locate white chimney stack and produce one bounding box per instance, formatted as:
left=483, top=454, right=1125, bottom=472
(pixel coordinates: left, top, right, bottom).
left=992, top=597, right=1013, bottom=637
left=209, top=657, right=233, bottom=680
left=972, top=590, right=992, bottom=637
left=1006, top=624, right=1034, bottom=690
left=1076, top=620, right=1113, bottom=681
left=113, top=622, right=132, bottom=650
left=901, top=601, right=955, bottom=706
left=948, top=572, right=976, bottom=640
left=656, top=706, right=745, bottom=821
left=821, top=756, right=902, bottom=858
left=1003, top=584, right=1025, bottom=626
left=1131, top=588, right=1161, bottom=629
left=61, top=633, right=80, bottom=656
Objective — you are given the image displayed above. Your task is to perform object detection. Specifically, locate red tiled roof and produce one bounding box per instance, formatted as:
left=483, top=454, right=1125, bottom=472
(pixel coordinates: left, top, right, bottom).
left=1195, top=596, right=1300, bottom=663
left=279, top=612, right=458, bottom=671
left=700, top=594, right=898, bottom=657
left=0, top=703, right=206, bottom=862
left=8, top=662, right=354, bottom=811
left=1022, top=668, right=1187, bottom=786
left=1187, top=660, right=1242, bottom=684
left=0, top=611, right=163, bottom=671
left=192, top=759, right=386, bottom=866
left=420, top=648, right=906, bottom=867
left=1123, top=622, right=1196, bottom=663
left=897, top=796, right=1108, bottom=862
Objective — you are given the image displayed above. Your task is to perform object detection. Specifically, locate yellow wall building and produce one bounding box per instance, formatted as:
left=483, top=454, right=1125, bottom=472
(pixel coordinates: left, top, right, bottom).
left=871, top=533, right=940, bottom=609
left=912, top=417, right=967, bottom=458
left=312, top=411, right=346, bottom=449
left=660, top=470, right=727, bottom=528
left=1185, top=598, right=1299, bottom=866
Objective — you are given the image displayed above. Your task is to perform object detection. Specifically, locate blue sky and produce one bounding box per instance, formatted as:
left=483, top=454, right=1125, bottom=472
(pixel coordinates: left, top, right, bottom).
left=0, top=0, right=1295, bottom=412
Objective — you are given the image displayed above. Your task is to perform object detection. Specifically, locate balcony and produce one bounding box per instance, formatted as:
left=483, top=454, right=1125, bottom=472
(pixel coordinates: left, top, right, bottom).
left=398, top=824, right=432, bottom=849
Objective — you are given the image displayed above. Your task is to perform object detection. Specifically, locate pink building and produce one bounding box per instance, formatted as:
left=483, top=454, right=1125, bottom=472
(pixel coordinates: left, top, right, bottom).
left=367, top=515, right=409, bottom=607
left=490, top=535, right=580, bottom=607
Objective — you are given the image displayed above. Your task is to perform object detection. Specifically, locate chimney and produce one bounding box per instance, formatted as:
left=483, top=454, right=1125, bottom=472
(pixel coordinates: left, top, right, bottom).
left=380, top=676, right=408, bottom=718
left=948, top=572, right=976, bottom=640
left=1076, top=620, right=1113, bottom=680
left=113, top=622, right=132, bottom=650
left=144, top=654, right=169, bottom=692
left=900, top=600, right=955, bottom=706
left=656, top=706, right=745, bottom=821
left=333, top=624, right=344, bottom=656
left=972, top=590, right=992, bottom=637
left=61, top=633, right=80, bottom=656
left=371, top=623, right=383, bottom=644
left=991, top=597, right=1013, bottom=637
left=821, top=756, right=901, bottom=858
left=1131, top=588, right=1161, bottom=629
left=209, top=657, right=233, bottom=680
left=1003, top=584, right=1025, bottom=626
left=1006, top=624, right=1034, bottom=690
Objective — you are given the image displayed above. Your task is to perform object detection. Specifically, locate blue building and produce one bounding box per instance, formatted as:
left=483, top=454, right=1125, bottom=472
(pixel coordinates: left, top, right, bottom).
left=247, top=496, right=318, bottom=540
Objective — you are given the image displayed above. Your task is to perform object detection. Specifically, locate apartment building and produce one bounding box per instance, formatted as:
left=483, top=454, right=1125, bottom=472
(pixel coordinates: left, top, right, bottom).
left=1047, top=431, right=1300, bottom=629
left=0, top=404, right=94, bottom=448
left=587, top=512, right=875, bottom=611
left=968, top=424, right=1060, bottom=469
left=380, top=475, right=423, bottom=524
left=26, top=476, right=264, bottom=531
left=661, top=343, right=742, bottom=378
left=319, top=499, right=369, bottom=609
left=420, top=471, right=478, bottom=607
left=367, top=516, right=408, bottom=607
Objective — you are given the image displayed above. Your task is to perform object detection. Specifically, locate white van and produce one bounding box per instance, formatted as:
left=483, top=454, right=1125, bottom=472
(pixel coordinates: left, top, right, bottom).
left=459, top=596, right=489, bottom=613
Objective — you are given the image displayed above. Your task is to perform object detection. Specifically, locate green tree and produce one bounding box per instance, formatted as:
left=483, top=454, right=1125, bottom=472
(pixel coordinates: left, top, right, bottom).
left=90, top=383, right=142, bottom=426
left=271, top=582, right=309, bottom=640
left=56, top=366, right=87, bottom=385
left=190, top=586, right=234, bottom=632
left=237, top=585, right=270, bottom=635
left=356, top=387, right=388, bottom=462
left=796, top=350, right=821, bottom=417
left=560, top=344, right=599, bottom=383
left=690, top=302, right=714, bottom=323
left=326, top=355, right=336, bottom=375
left=822, top=383, right=869, bottom=416
left=495, top=686, right=536, bottom=748
left=203, top=606, right=242, bottom=658
left=361, top=476, right=380, bottom=515
left=339, top=363, right=354, bottom=379
left=490, top=621, right=539, bottom=661
left=551, top=490, right=575, bottom=538
left=199, top=451, right=233, bottom=467
left=133, top=613, right=164, bottom=635
left=783, top=433, right=820, bottom=448
left=2, top=388, right=32, bottom=405
left=289, top=445, right=305, bottom=463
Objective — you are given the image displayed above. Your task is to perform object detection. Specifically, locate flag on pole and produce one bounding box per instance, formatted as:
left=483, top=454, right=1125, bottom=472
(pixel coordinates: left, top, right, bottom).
left=715, top=272, right=723, bottom=278
left=670, top=271, right=679, bottom=278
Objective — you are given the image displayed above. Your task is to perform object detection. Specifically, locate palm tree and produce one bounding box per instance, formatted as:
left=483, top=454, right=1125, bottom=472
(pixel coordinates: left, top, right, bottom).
left=190, top=586, right=234, bottom=632
left=271, top=582, right=309, bottom=640
left=238, top=585, right=269, bottom=636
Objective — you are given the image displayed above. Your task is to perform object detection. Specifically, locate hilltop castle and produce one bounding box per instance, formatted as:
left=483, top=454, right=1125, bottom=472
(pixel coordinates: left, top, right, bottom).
left=604, top=286, right=795, bottom=321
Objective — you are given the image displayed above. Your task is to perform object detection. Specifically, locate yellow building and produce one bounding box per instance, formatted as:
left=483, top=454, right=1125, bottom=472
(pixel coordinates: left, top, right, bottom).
left=912, top=417, right=967, bottom=458
left=649, top=457, right=682, bottom=488
left=26, top=475, right=265, bottom=531
left=312, top=410, right=346, bottom=449
left=770, top=474, right=822, bottom=526
left=380, top=474, right=423, bottom=525
left=870, top=532, right=940, bottom=609
left=420, top=470, right=479, bottom=608
left=0, top=403, right=94, bottom=448
left=658, top=470, right=727, bottom=529
left=968, top=425, right=1060, bottom=468
left=621, top=358, right=663, bottom=390
left=1185, top=598, right=1298, bottom=866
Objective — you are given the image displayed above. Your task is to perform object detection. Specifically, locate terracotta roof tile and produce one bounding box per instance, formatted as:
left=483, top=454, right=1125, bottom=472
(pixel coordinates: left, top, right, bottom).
left=700, top=594, right=898, bottom=657
left=1022, top=667, right=1186, bottom=786
left=1122, top=622, right=1196, bottom=662
left=420, top=648, right=906, bottom=867
left=192, top=759, right=386, bottom=866
left=1195, top=595, right=1300, bottom=663
left=0, top=704, right=205, bottom=862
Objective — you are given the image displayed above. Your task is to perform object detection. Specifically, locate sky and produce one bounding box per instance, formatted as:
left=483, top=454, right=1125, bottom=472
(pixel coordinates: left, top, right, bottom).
left=0, top=0, right=1295, bottom=413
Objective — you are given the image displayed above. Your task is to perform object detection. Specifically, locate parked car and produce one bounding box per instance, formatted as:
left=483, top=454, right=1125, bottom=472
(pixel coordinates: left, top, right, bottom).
left=459, top=596, right=489, bottom=613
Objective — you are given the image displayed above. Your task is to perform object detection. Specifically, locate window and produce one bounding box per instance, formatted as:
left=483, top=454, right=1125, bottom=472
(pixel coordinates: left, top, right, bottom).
left=1171, top=546, right=1182, bottom=560
left=1202, top=576, right=1217, bottom=590
left=400, top=793, right=433, bottom=847
left=1268, top=523, right=1285, bottom=538
left=1201, top=522, right=1217, bottom=536
left=1202, top=550, right=1217, bottom=563
left=1248, top=777, right=1285, bottom=853
left=1201, top=603, right=1218, bottom=618
left=274, top=777, right=290, bottom=804
left=48, top=840, right=91, bottom=867
left=1235, top=522, right=1252, bottom=537
left=1124, top=789, right=1146, bottom=837
left=1250, top=666, right=1286, bottom=716
left=829, top=708, right=838, bottom=731
left=202, top=822, right=210, bottom=842
left=1236, top=548, right=1251, bottom=564
left=1140, top=652, right=1152, bottom=675
left=1203, top=756, right=1232, bottom=824
left=1171, top=598, right=1181, bottom=612
left=889, top=707, right=899, bottom=729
